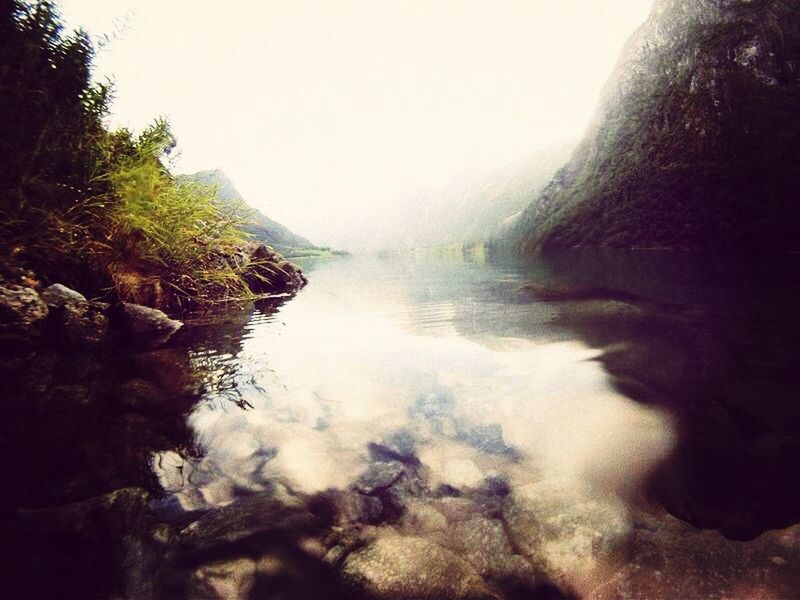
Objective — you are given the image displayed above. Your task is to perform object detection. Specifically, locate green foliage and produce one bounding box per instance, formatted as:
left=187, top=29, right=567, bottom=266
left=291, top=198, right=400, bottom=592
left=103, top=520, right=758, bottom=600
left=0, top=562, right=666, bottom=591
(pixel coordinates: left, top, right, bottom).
left=0, top=0, right=108, bottom=199
left=98, top=120, right=253, bottom=307
left=0, top=1, right=292, bottom=311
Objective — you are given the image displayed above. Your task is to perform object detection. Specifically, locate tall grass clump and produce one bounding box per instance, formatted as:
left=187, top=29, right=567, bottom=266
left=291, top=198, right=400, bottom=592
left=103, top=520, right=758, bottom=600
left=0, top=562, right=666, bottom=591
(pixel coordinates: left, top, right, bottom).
left=0, top=1, right=294, bottom=312
left=97, top=120, right=254, bottom=310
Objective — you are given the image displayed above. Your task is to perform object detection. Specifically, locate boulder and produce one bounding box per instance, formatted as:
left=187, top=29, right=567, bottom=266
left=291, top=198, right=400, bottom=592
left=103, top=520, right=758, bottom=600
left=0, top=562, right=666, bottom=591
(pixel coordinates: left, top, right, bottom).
left=117, top=302, right=183, bottom=348
left=0, top=284, right=48, bottom=335
left=243, top=244, right=307, bottom=295
left=41, top=283, right=87, bottom=307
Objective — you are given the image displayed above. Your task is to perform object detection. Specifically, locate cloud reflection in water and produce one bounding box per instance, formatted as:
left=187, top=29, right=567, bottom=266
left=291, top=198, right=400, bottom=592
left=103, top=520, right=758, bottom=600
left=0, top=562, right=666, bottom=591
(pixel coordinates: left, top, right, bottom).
left=162, top=260, right=674, bottom=519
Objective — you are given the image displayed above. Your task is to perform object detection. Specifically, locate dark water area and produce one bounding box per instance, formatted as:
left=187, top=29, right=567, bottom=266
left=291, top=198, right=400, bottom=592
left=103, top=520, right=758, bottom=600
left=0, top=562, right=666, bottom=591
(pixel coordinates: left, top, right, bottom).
left=3, top=251, right=800, bottom=599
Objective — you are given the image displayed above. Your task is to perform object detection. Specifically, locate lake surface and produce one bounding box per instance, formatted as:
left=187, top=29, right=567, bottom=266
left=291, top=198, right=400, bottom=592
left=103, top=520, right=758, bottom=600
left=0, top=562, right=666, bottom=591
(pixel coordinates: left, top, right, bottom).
left=166, top=256, right=672, bottom=507
left=152, top=251, right=800, bottom=597
left=7, top=251, right=800, bottom=599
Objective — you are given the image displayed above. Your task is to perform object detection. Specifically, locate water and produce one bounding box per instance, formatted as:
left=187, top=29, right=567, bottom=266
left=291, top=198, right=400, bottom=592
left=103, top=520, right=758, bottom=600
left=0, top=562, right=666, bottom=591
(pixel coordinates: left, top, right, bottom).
left=8, top=251, right=800, bottom=598
left=151, top=251, right=800, bottom=597
left=165, top=256, right=672, bottom=505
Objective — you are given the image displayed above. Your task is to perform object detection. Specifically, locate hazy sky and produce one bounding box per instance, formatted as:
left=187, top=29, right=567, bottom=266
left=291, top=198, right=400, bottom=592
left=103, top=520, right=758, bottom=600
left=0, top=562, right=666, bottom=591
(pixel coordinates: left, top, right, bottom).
left=59, top=0, right=653, bottom=246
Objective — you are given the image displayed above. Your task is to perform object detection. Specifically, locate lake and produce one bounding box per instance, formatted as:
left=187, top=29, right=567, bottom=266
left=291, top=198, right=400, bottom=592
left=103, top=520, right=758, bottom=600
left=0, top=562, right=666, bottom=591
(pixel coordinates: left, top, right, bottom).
left=7, top=251, right=800, bottom=598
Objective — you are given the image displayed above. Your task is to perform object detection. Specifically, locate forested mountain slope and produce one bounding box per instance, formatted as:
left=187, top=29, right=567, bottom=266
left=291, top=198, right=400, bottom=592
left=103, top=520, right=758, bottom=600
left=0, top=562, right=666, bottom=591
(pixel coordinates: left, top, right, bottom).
left=514, top=0, right=800, bottom=252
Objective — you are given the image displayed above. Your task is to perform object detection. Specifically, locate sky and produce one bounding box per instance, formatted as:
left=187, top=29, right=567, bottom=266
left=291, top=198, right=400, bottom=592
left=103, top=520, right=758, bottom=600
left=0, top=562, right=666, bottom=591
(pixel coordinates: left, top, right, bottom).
left=59, top=0, right=654, bottom=248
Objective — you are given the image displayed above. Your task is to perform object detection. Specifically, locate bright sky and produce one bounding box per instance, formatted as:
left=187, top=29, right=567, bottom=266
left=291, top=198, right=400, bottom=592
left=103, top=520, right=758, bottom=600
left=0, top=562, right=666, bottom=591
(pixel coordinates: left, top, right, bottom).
left=59, top=0, right=653, bottom=247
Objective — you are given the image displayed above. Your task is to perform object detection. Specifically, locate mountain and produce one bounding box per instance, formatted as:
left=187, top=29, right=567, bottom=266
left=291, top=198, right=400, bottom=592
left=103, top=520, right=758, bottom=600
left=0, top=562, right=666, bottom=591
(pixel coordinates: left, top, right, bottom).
left=181, top=169, right=314, bottom=250
left=514, top=0, right=800, bottom=252
left=367, top=143, right=574, bottom=251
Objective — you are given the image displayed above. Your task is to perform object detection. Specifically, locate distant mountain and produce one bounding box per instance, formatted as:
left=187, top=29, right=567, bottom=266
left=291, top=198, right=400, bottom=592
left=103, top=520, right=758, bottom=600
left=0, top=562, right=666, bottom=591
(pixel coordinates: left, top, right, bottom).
left=180, top=169, right=314, bottom=250
left=374, top=143, right=574, bottom=251
left=513, top=0, right=800, bottom=252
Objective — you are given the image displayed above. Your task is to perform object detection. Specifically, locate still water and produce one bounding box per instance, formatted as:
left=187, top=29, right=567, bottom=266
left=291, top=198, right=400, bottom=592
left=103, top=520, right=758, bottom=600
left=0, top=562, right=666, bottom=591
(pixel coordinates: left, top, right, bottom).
left=167, top=256, right=671, bottom=505
left=147, top=251, right=800, bottom=597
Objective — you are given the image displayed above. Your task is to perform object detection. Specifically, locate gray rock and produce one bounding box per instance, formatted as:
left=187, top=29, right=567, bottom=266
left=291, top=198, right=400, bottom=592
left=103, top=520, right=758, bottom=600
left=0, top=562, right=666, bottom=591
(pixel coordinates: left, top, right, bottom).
left=414, top=387, right=455, bottom=418
left=400, top=500, right=448, bottom=534
left=0, top=284, right=48, bottom=334
left=118, top=302, right=183, bottom=348
left=458, top=423, right=512, bottom=455
left=333, top=490, right=385, bottom=524
left=369, top=429, right=418, bottom=464
left=41, top=283, right=87, bottom=307
left=354, top=461, right=405, bottom=495
left=341, top=533, right=491, bottom=599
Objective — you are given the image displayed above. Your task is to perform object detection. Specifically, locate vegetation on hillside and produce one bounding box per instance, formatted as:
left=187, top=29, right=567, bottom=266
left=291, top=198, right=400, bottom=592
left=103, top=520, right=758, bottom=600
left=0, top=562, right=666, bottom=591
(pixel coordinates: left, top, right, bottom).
left=514, top=0, right=800, bottom=252
left=179, top=169, right=315, bottom=251
left=0, top=1, right=298, bottom=312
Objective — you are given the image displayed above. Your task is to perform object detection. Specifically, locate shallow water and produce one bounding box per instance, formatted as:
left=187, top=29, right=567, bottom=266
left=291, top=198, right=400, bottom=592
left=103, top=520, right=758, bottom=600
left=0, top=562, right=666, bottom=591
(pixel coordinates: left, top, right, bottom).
left=164, top=256, right=673, bottom=508
left=8, top=251, right=800, bottom=598
left=142, top=251, right=800, bottom=597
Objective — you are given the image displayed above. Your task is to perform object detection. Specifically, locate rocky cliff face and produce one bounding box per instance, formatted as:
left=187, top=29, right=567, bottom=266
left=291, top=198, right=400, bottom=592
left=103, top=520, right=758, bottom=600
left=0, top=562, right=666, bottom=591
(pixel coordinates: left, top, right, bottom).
left=516, top=0, right=800, bottom=252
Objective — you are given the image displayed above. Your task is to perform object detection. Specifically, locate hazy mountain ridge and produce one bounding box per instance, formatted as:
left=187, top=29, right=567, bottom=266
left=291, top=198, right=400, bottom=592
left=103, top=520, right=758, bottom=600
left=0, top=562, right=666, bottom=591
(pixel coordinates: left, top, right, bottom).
left=372, top=143, right=574, bottom=251
left=180, top=169, right=314, bottom=250
left=514, top=0, right=800, bottom=252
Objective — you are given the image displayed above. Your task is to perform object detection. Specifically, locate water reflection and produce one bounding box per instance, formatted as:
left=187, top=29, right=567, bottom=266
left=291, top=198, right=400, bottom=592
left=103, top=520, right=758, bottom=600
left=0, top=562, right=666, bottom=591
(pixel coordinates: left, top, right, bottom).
left=532, top=249, right=800, bottom=540
left=158, top=257, right=673, bottom=538
left=146, top=252, right=800, bottom=596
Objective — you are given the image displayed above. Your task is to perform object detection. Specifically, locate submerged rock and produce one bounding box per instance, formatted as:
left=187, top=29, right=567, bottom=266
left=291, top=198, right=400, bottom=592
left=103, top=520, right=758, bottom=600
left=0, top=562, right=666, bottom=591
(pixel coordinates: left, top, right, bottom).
left=503, top=479, right=629, bottom=584
left=331, top=489, right=385, bottom=524
left=341, top=533, right=490, bottom=600
left=176, top=492, right=324, bottom=556
left=132, top=348, right=198, bottom=397
left=458, top=423, right=512, bottom=455
left=117, top=302, right=183, bottom=348
left=354, top=461, right=405, bottom=495
left=434, top=515, right=534, bottom=582
left=188, top=557, right=257, bottom=600
left=58, top=300, right=111, bottom=348
left=369, top=429, right=418, bottom=464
